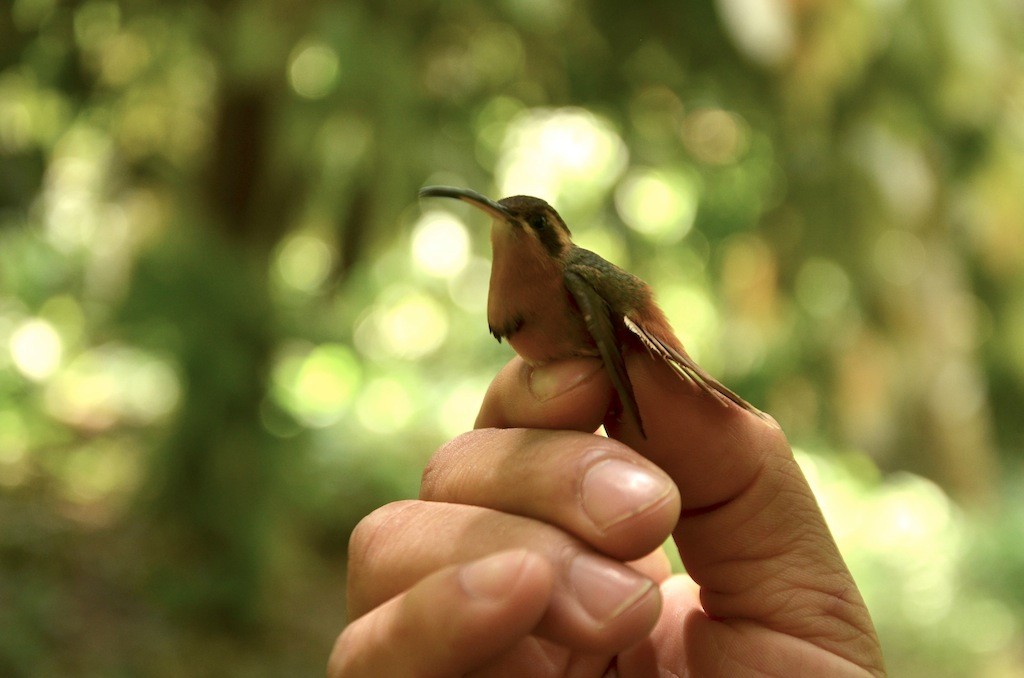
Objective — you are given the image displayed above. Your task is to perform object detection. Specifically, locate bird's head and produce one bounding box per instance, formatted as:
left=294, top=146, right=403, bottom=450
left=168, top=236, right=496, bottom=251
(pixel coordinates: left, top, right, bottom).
left=419, top=186, right=573, bottom=259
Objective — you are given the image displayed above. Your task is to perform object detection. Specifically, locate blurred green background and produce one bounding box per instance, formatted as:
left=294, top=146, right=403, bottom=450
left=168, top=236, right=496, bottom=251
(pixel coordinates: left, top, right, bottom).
left=1, top=0, right=1023, bottom=675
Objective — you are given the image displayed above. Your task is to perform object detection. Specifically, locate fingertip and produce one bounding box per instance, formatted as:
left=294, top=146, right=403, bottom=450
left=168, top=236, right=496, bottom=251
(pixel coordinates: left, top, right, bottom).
left=329, top=550, right=555, bottom=677
left=537, top=554, right=663, bottom=654
left=435, top=550, right=556, bottom=665
left=476, top=357, right=613, bottom=431
left=627, top=546, right=674, bottom=584
left=606, top=354, right=784, bottom=510
left=527, top=358, right=605, bottom=402
left=458, top=549, right=554, bottom=603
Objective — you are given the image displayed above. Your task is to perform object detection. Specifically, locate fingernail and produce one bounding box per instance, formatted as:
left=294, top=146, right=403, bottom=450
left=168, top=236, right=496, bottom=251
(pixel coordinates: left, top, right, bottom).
left=528, top=359, right=603, bottom=402
left=581, top=457, right=673, bottom=531
left=459, top=550, right=530, bottom=600
left=568, top=553, right=654, bottom=625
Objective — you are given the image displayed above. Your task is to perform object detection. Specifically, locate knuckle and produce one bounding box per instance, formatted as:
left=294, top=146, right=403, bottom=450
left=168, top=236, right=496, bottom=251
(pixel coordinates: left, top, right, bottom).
left=346, top=500, right=422, bottom=618
left=759, top=416, right=791, bottom=452
left=327, top=616, right=390, bottom=678
left=348, top=500, right=418, bottom=564
left=728, top=411, right=790, bottom=465
left=420, top=429, right=495, bottom=499
left=326, top=626, right=359, bottom=677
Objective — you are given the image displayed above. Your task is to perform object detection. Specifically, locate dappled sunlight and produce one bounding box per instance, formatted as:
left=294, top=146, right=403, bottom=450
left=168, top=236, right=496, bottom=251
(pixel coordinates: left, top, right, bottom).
left=2, top=0, right=1023, bottom=674
left=680, top=107, right=750, bottom=166
left=43, top=131, right=109, bottom=252
left=274, top=232, right=334, bottom=294
left=354, top=289, right=449, bottom=362
left=57, top=438, right=144, bottom=511
left=571, top=227, right=629, bottom=271
left=791, top=451, right=1024, bottom=664
left=9, top=318, right=63, bottom=382
left=44, top=344, right=180, bottom=431
left=656, top=285, right=719, bottom=366
left=872, top=229, right=927, bottom=287
left=446, top=256, right=491, bottom=313
left=848, top=123, right=936, bottom=222
left=719, top=233, right=780, bottom=325
left=355, top=377, right=415, bottom=434
left=614, top=167, right=699, bottom=243
left=715, top=0, right=795, bottom=67
left=411, top=210, right=471, bottom=279
left=438, top=377, right=491, bottom=439
left=272, top=342, right=361, bottom=429
left=288, top=40, right=341, bottom=100
left=794, top=257, right=852, bottom=319
left=497, top=108, right=628, bottom=205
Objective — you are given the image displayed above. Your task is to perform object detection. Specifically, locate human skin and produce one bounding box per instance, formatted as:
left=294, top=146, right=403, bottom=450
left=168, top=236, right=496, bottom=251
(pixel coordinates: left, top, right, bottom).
left=329, top=355, right=886, bottom=676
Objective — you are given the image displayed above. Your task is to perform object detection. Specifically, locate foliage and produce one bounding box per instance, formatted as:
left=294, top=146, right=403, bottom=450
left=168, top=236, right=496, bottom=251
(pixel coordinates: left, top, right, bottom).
left=1, top=0, right=1023, bottom=675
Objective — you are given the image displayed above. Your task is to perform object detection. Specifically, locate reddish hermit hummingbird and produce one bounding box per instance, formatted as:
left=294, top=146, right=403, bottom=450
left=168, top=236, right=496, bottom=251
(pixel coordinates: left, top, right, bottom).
left=418, top=186, right=762, bottom=437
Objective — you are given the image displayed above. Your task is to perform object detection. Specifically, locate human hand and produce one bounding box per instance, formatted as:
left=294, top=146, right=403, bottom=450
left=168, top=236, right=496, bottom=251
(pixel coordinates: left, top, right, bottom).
left=329, top=355, right=885, bottom=676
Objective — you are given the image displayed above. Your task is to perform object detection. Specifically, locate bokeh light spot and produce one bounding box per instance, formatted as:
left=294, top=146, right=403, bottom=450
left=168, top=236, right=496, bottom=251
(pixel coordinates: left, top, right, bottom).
left=572, top=228, right=629, bottom=272
left=852, top=125, right=935, bottom=221
left=960, top=597, right=1018, bottom=654
left=447, top=256, right=492, bottom=313
left=61, top=441, right=141, bottom=506
left=0, top=76, right=33, bottom=153
left=615, top=168, right=698, bottom=243
left=375, top=291, right=449, bottom=360
left=681, top=108, right=749, bottom=165
left=99, top=31, right=151, bottom=86
left=658, top=285, right=718, bottom=362
left=10, top=318, right=63, bottom=381
left=795, top=257, right=851, bottom=318
left=873, top=229, right=926, bottom=287
left=288, top=41, right=340, bottom=100
left=439, top=378, right=490, bottom=438
left=715, top=0, right=795, bottom=67
left=356, top=377, right=414, bottom=433
left=497, top=108, right=627, bottom=206
left=411, top=211, right=471, bottom=278
left=44, top=345, right=180, bottom=431
left=275, top=233, right=334, bottom=293
left=275, top=343, right=361, bottom=428
left=40, top=295, right=85, bottom=348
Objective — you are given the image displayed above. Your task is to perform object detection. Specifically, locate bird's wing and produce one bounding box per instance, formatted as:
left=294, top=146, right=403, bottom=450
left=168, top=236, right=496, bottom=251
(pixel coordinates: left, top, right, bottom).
left=567, top=247, right=764, bottom=420
left=563, top=270, right=646, bottom=437
left=623, top=315, right=765, bottom=417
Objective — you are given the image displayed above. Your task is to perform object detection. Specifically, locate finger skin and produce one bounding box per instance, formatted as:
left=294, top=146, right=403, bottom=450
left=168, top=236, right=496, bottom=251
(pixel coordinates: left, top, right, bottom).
left=476, top=357, right=612, bottom=432
left=480, top=354, right=885, bottom=675
left=421, top=428, right=681, bottom=561
left=346, top=500, right=661, bottom=653
left=329, top=550, right=553, bottom=677
left=618, top=576, right=878, bottom=677
left=626, top=547, right=673, bottom=583
left=611, top=354, right=885, bottom=674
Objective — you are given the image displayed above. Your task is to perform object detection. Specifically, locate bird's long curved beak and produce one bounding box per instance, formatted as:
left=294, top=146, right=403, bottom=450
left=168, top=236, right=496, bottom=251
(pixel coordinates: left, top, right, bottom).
left=418, top=186, right=511, bottom=221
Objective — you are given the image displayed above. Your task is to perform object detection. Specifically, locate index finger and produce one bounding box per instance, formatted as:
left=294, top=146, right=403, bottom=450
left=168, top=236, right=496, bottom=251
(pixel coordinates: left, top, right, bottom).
left=476, top=357, right=612, bottom=432
left=610, top=354, right=884, bottom=673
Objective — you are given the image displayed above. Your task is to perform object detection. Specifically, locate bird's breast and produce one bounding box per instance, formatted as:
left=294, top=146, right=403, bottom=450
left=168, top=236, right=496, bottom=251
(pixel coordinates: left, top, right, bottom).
left=487, top=252, right=595, bottom=365
left=504, top=305, right=597, bottom=365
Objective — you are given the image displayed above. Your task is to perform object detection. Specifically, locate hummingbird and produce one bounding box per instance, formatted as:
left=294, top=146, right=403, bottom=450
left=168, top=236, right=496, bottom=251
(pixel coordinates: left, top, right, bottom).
left=418, top=186, right=761, bottom=437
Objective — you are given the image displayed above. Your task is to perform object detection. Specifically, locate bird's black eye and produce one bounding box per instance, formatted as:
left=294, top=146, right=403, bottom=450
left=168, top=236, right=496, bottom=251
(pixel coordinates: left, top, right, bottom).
left=528, top=214, right=548, bottom=231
